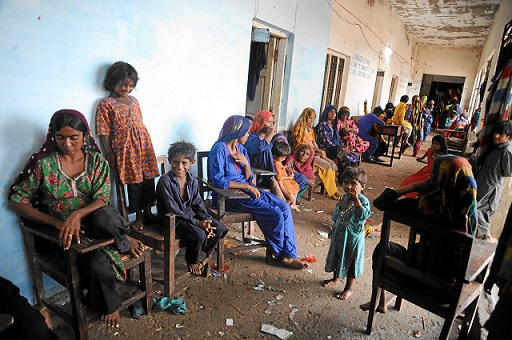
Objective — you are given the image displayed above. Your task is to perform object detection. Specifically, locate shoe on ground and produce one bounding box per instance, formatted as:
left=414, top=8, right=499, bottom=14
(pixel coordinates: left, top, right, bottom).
left=362, top=158, right=373, bottom=163
left=375, top=157, right=385, bottom=163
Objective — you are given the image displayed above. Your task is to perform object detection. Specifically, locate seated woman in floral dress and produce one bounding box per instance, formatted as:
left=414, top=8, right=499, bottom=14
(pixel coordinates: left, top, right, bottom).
left=8, top=109, right=145, bottom=329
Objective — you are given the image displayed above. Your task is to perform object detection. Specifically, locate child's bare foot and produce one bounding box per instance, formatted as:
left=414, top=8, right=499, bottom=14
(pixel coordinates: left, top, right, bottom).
left=143, top=212, right=159, bottom=224
left=335, top=290, right=353, bottom=300
left=281, top=257, right=308, bottom=269
left=322, top=278, right=340, bottom=287
left=128, top=237, right=145, bottom=258
left=131, top=217, right=144, bottom=231
left=188, top=263, right=203, bottom=275
left=359, top=301, right=387, bottom=313
left=100, top=310, right=120, bottom=328
left=290, top=203, right=301, bottom=212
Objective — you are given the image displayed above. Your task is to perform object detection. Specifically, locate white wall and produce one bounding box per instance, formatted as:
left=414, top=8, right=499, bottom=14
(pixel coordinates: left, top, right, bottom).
left=328, top=0, right=414, bottom=115
left=0, top=0, right=332, bottom=300
left=413, top=45, right=481, bottom=109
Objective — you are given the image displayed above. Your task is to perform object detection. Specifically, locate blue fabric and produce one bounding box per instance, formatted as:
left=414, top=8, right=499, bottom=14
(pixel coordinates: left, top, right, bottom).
left=245, top=132, right=276, bottom=172
left=356, top=113, right=384, bottom=135
left=153, top=296, right=187, bottom=315
left=208, top=140, right=299, bottom=259
left=217, top=115, right=251, bottom=143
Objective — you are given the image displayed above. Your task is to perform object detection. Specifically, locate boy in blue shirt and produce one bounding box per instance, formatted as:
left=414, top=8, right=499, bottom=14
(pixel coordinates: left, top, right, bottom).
left=476, top=120, right=512, bottom=240
left=156, top=141, right=228, bottom=274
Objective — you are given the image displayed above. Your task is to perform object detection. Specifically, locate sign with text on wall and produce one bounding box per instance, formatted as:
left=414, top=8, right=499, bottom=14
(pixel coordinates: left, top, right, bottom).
left=349, top=54, right=375, bottom=79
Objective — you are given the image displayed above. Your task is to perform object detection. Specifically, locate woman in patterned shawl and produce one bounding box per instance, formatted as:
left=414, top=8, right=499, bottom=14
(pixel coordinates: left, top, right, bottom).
left=8, top=109, right=145, bottom=328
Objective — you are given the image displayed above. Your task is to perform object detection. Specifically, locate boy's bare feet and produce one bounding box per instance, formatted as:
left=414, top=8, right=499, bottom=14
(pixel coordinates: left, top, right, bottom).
left=281, top=257, right=308, bottom=269
left=128, top=237, right=145, bottom=258
left=335, top=290, right=353, bottom=300
left=322, top=278, right=340, bottom=287
left=100, top=310, right=120, bottom=328
left=290, top=203, right=301, bottom=212
left=188, top=263, right=203, bottom=275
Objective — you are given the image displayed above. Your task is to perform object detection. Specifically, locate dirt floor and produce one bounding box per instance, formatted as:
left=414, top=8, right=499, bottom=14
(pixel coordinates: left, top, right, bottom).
left=52, top=134, right=490, bottom=339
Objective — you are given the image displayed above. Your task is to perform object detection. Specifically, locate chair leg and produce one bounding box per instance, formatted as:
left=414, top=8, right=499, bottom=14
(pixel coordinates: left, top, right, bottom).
left=66, top=251, right=90, bottom=340
left=217, top=238, right=225, bottom=272
left=203, top=252, right=212, bottom=277
left=366, top=287, right=381, bottom=335
left=458, top=297, right=480, bottom=339
left=164, top=214, right=176, bottom=298
left=394, top=296, right=403, bottom=311
left=140, top=250, right=153, bottom=313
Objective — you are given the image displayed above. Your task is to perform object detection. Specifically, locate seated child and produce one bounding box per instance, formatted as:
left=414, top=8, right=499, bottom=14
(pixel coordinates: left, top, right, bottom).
left=272, top=141, right=301, bottom=212
left=323, top=166, right=371, bottom=300
left=156, top=141, right=228, bottom=275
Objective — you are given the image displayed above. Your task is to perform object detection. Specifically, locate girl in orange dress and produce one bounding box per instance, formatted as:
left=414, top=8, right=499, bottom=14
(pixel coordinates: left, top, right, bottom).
left=272, top=141, right=301, bottom=212
left=96, top=61, right=159, bottom=230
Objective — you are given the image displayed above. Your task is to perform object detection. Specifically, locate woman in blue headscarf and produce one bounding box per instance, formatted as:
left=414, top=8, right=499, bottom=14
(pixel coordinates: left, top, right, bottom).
left=208, top=115, right=307, bottom=269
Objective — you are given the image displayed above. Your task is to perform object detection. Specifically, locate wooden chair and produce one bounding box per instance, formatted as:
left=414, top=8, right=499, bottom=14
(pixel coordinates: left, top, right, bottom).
left=115, top=155, right=213, bottom=297
left=443, top=124, right=471, bottom=156
left=20, top=220, right=152, bottom=340
left=196, top=151, right=272, bottom=271
left=366, top=211, right=496, bottom=339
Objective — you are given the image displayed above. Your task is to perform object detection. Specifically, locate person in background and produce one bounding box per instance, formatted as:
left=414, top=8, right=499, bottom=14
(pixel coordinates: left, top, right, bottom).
left=356, top=106, right=385, bottom=162
left=389, top=95, right=412, bottom=151
left=272, top=141, right=301, bottom=212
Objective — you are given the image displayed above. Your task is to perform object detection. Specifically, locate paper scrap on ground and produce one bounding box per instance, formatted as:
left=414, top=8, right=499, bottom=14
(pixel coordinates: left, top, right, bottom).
left=261, top=324, right=293, bottom=339
left=317, top=230, right=329, bottom=238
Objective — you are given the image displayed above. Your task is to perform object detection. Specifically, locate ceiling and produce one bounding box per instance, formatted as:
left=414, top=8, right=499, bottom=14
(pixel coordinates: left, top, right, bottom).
left=388, top=0, right=502, bottom=48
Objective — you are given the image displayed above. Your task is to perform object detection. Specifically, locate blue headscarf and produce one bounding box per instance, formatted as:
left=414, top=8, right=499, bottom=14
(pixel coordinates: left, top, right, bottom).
left=217, top=115, right=252, bottom=143
left=319, top=105, right=341, bottom=146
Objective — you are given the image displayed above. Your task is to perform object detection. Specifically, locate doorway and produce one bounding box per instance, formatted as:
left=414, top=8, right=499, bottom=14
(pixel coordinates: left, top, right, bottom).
left=245, top=26, right=288, bottom=127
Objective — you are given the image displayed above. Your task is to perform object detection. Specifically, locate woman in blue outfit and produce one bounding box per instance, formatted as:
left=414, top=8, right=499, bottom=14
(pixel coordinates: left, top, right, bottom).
left=208, top=115, right=307, bottom=269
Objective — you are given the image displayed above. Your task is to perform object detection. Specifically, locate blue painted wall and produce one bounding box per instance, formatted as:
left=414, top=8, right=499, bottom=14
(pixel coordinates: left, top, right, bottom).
left=0, top=0, right=332, bottom=302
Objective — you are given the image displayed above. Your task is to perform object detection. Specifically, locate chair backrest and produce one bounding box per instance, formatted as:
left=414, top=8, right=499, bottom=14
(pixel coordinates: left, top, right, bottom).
left=375, top=211, right=474, bottom=309
left=116, top=155, right=168, bottom=220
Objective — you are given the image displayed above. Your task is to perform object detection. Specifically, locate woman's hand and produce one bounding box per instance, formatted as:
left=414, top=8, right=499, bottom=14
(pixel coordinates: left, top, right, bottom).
left=59, top=210, right=83, bottom=249
left=246, top=184, right=261, bottom=199
left=232, top=151, right=249, bottom=167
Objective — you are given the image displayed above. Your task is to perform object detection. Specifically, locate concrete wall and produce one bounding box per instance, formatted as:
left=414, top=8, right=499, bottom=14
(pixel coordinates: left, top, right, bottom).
left=0, top=0, right=332, bottom=301
left=328, top=0, right=414, bottom=115
left=413, top=45, right=481, bottom=109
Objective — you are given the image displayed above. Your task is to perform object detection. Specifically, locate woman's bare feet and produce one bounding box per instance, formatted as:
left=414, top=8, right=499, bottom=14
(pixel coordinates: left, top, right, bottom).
left=322, top=278, right=340, bottom=287
left=188, top=263, right=203, bottom=275
left=281, top=257, right=308, bottom=269
left=100, top=310, right=120, bottom=328
left=335, top=290, right=353, bottom=300
left=128, top=237, right=145, bottom=258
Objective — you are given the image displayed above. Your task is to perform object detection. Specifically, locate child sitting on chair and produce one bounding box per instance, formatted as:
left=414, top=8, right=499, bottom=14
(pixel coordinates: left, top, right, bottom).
left=323, top=166, right=371, bottom=300
left=272, top=141, right=301, bottom=212
left=156, top=141, right=228, bottom=275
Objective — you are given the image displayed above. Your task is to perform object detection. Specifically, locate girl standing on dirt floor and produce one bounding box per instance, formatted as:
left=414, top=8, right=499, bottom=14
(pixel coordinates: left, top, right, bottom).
left=96, top=61, right=160, bottom=231
left=323, top=166, right=371, bottom=300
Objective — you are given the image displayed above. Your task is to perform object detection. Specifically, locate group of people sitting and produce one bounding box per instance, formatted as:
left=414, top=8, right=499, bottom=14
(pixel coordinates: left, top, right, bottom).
left=4, top=90, right=511, bottom=337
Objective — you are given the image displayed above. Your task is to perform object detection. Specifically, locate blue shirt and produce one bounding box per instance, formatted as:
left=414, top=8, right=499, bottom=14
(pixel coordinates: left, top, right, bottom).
left=356, top=113, right=384, bottom=135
